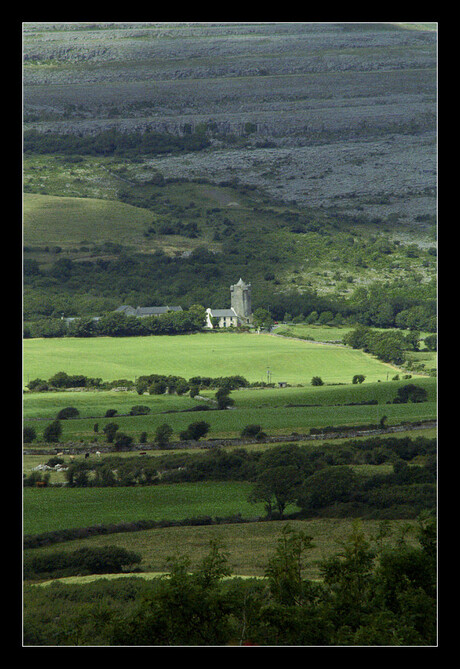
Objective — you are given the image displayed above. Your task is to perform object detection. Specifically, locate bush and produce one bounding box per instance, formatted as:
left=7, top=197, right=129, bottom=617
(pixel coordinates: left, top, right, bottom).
left=300, top=466, right=358, bottom=509
left=155, top=423, right=173, bottom=447
left=24, top=545, right=142, bottom=579
left=46, top=457, right=64, bottom=467
left=311, top=376, right=324, bottom=386
left=114, top=433, right=134, bottom=451
left=43, top=420, right=62, bottom=443
left=103, top=423, right=119, bottom=443
left=23, top=426, right=36, bottom=443
left=241, top=424, right=265, bottom=439
left=393, top=384, right=428, bottom=404
left=56, top=407, right=80, bottom=420
left=129, top=405, right=151, bottom=416
left=105, top=409, right=118, bottom=417
left=180, top=421, right=210, bottom=441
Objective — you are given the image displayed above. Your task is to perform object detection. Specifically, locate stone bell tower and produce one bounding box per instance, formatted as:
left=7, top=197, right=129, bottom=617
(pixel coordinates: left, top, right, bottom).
left=230, top=278, right=253, bottom=324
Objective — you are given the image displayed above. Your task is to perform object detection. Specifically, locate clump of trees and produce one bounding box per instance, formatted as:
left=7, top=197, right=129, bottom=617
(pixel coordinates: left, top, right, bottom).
left=179, top=421, right=210, bottom=441
left=24, top=545, right=141, bottom=580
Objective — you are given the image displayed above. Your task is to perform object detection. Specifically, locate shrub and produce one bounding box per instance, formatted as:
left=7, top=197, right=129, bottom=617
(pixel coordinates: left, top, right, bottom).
left=393, top=384, right=428, bottom=404
left=46, top=457, right=64, bottom=467
left=180, top=421, right=210, bottom=441
left=300, top=466, right=358, bottom=509
left=241, top=424, right=265, bottom=439
left=129, top=405, right=151, bottom=415
left=115, top=433, right=134, bottom=451
left=311, top=376, right=324, bottom=386
left=23, top=426, right=36, bottom=443
left=24, top=545, right=142, bottom=579
left=56, top=406, right=80, bottom=420
left=155, top=423, right=173, bottom=447
left=103, top=423, right=119, bottom=443
left=43, top=420, right=62, bottom=443
left=105, top=409, right=118, bottom=417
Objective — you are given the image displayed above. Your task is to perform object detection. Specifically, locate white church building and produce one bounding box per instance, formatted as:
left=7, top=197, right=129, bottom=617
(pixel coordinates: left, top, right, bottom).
left=205, top=278, right=253, bottom=328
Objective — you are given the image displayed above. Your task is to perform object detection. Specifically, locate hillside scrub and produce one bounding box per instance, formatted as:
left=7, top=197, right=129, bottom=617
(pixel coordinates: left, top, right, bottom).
left=23, top=519, right=436, bottom=646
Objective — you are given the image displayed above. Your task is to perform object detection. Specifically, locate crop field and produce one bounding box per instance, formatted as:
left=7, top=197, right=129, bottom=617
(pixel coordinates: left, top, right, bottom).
left=23, top=331, right=408, bottom=387
left=23, top=481, right=261, bottom=535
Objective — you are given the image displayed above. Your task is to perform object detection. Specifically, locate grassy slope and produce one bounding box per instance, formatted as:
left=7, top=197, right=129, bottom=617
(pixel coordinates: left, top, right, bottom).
left=27, top=518, right=420, bottom=581
left=23, top=332, right=405, bottom=386
left=23, top=193, right=155, bottom=248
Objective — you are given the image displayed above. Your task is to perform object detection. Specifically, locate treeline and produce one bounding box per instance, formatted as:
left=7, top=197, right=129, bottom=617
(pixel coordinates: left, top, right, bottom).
left=26, top=371, right=250, bottom=394
left=343, top=325, right=437, bottom=365
left=23, top=128, right=211, bottom=157
left=24, top=305, right=207, bottom=339
left=24, top=546, right=141, bottom=580
left=23, top=520, right=436, bottom=646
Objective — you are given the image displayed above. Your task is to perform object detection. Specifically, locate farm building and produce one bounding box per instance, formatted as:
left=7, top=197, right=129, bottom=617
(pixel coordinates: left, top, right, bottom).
left=115, top=305, right=183, bottom=317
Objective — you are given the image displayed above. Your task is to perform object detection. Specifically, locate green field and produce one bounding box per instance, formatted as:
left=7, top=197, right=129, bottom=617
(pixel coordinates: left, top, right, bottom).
left=23, top=481, right=262, bottom=535
left=24, top=398, right=436, bottom=443
left=23, top=332, right=410, bottom=387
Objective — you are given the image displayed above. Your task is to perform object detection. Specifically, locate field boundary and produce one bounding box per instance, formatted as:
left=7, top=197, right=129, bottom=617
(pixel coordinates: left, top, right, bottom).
left=24, top=419, right=436, bottom=455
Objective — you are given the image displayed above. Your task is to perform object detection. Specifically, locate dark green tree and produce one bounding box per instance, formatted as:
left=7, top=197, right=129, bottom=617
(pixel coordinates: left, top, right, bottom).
left=154, top=423, right=173, bottom=448
left=265, top=524, right=314, bottom=606
left=180, top=421, right=210, bottom=441
left=103, top=422, right=119, bottom=443
left=249, top=465, right=304, bottom=519
left=23, top=426, right=37, bottom=443
left=43, top=420, right=62, bottom=443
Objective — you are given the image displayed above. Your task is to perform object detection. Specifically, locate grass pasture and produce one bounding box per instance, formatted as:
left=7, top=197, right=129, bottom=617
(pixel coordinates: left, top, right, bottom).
left=23, top=331, right=412, bottom=388
left=28, top=518, right=420, bottom=581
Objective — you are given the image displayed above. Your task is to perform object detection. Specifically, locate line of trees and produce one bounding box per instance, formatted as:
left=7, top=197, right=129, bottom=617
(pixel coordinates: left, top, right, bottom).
left=23, top=128, right=211, bottom=157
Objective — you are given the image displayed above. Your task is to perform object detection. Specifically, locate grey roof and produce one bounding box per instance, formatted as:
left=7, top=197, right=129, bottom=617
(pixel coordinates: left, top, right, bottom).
left=209, top=309, right=238, bottom=318
left=115, top=305, right=182, bottom=317
left=136, top=306, right=169, bottom=316
left=115, top=305, right=136, bottom=314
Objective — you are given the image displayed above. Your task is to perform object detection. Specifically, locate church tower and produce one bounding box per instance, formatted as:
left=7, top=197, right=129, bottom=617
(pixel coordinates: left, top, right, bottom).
left=230, top=278, right=253, bottom=324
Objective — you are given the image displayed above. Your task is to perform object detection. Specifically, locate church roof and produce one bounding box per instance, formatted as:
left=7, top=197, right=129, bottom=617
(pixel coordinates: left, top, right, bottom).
left=209, top=308, right=238, bottom=318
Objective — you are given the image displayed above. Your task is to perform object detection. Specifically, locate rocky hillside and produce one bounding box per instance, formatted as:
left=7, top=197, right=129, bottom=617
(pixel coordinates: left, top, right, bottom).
left=23, top=22, right=437, bottom=229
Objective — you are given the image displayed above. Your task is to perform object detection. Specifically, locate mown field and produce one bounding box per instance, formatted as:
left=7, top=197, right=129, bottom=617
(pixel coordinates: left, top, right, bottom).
left=23, top=331, right=412, bottom=387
